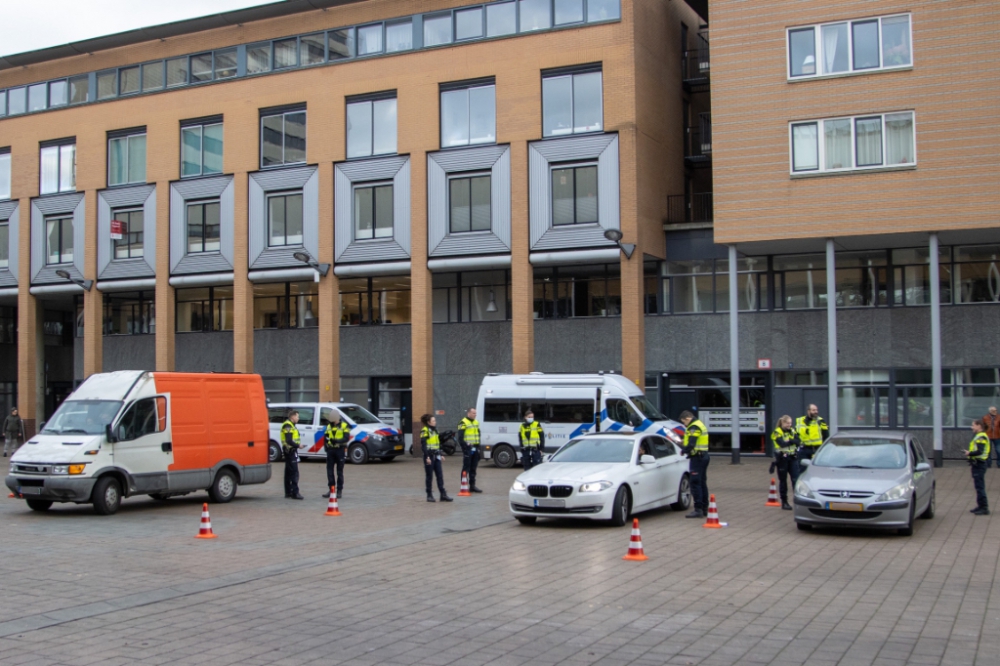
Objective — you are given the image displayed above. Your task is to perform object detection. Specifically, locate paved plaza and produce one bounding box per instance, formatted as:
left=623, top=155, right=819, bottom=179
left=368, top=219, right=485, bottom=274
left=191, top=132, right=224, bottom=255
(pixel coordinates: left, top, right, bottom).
left=1, top=455, right=997, bottom=666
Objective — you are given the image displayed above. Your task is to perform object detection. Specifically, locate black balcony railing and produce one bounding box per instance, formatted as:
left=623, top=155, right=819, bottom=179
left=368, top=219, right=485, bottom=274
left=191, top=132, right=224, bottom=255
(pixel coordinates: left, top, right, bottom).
left=682, top=48, right=710, bottom=83
left=667, top=193, right=714, bottom=224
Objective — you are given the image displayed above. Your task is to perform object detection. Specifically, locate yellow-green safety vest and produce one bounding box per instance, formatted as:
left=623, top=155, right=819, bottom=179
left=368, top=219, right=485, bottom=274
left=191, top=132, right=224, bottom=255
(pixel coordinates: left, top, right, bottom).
left=459, top=417, right=480, bottom=446
left=520, top=421, right=543, bottom=447
left=281, top=420, right=300, bottom=451
left=684, top=419, right=709, bottom=453
left=422, top=426, right=440, bottom=451
left=795, top=416, right=827, bottom=448
left=970, top=432, right=991, bottom=461
left=771, top=427, right=797, bottom=455
left=324, top=421, right=351, bottom=449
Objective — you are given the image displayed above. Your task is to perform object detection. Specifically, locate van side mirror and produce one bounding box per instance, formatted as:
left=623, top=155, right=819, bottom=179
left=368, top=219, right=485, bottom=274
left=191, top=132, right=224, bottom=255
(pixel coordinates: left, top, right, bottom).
left=640, top=454, right=656, bottom=465
left=105, top=423, right=117, bottom=443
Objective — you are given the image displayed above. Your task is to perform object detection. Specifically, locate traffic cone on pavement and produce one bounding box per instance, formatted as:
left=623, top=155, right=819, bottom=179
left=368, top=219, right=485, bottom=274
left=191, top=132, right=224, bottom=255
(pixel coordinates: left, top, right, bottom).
left=622, top=518, right=649, bottom=561
left=458, top=471, right=472, bottom=497
left=194, top=503, right=217, bottom=539
left=324, top=487, right=342, bottom=516
left=766, top=478, right=781, bottom=507
left=703, top=494, right=722, bottom=528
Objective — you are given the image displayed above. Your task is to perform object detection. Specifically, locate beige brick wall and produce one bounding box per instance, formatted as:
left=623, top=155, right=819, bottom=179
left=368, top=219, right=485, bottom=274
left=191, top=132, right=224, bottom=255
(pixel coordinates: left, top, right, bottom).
left=709, top=0, right=1000, bottom=245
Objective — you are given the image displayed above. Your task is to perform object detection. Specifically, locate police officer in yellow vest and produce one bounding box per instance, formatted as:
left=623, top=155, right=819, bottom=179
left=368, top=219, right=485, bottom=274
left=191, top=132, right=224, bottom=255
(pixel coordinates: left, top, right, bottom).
left=420, top=413, right=452, bottom=503
left=281, top=411, right=304, bottom=500
left=679, top=410, right=710, bottom=518
left=322, top=413, right=351, bottom=499
left=458, top=408, right=483, bottom=493
left=795, top=404, right=829, bottom=464
left=519, top=410, right=545, bottom=471
left=770, top=415, right=801, bottom=510
left=967, top=419, right=991, bottom=515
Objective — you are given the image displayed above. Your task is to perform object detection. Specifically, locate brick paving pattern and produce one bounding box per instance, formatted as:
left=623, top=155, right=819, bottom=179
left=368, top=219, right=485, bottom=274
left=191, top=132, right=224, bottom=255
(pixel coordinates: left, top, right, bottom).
left=1, top=456, right=997, bottom=665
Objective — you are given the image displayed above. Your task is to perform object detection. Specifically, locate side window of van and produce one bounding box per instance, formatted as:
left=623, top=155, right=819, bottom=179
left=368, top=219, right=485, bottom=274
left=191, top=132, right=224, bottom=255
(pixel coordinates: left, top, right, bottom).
left=484, top=400, right=519, bottom=422
left=117, top=398, right=163, bottom=441
left=268, top=408, right=289, bottom=424
left=549, top=401, right=596, bottom=424
left=319, top=408, right=340, bottom=426
left=296, top=408, right=316, bottom=425
left=606, top=399, right=643, bottom=427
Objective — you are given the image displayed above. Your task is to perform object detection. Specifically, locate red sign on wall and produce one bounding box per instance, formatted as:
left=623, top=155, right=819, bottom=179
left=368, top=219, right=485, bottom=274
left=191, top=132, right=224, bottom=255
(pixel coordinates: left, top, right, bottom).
left=110, top=219, right=126, bottom=240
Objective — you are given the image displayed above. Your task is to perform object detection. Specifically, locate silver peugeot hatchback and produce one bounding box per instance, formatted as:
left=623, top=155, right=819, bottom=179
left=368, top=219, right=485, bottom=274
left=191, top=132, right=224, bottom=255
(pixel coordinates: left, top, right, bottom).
left=793, top=430, right=935, bottom=536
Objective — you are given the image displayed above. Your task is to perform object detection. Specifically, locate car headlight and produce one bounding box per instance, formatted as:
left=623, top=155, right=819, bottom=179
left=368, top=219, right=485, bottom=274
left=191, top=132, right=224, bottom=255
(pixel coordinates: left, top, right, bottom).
left=51, top=465, right=68, bottom=475
left=876, top=482, right=910, bottom=503
left=511, top=480, right=526, bottom=491
left=794, top=480, right=816, bottom=499
left=579, top=480, right=613, bottom=493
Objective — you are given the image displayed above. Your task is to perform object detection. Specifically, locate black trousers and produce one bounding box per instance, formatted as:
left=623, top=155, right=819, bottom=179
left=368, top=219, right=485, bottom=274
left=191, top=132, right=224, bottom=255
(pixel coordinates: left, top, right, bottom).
left=326, top=448, right=346, bottom=493
left=689, top=453, right=710, bottom=510
left=775, top=455, right=798, bottom=501
left=462, top=448, right=480, bottom=486
left=971, top=461, right=988, bottom=510
left=425, top=455, right=446, bottom=495
left=522, top=447, right=542, bottom=471
left=283, top=452, right=300, bottom=497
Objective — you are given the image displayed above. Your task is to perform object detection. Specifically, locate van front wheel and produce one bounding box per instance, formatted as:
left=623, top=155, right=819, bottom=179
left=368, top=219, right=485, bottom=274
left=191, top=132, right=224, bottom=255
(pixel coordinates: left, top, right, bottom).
left=493, top=444, right=515, bottom=469
left=348, top=443, right=368, bottom=465
left=209, top=469, right=238, bottom=503
left=92, top=477, right=122, bottom=515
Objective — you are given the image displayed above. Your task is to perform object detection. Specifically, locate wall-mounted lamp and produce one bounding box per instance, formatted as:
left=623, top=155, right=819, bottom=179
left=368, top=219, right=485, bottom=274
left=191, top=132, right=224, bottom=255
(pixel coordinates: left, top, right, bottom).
left=603, top=229, right=635, bottom=259
left=293, top=251, right=331, bottom=278
left=54, top=269, right=93, bottom=292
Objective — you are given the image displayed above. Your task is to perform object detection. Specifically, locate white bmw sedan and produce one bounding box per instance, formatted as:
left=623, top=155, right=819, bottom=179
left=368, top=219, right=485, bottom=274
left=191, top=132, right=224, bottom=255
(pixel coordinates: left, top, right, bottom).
left=508, top=432, right=692, bottom=526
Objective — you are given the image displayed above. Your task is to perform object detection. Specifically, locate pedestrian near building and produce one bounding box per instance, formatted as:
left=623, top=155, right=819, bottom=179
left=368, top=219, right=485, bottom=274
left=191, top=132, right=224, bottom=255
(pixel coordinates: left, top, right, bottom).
left=457, top=407, right=483, bottom=493
left=421, top=414, right=452, bottom=503
left=679, top=410, right=710, bottom=519
left=967, top=419, right=991, bottom=515
left=3, top=407, right=24, bottom=458
left=795, top=404, right=829, bottom=463
left=770, top=415, right=801, bottom=510
left=981, top=406, right=1000, bottom=469
left=322, top=413, right=350, bottom=499
left=281, top=411, right=304, bottom=500
left=519, top=410, right=544, bottom=471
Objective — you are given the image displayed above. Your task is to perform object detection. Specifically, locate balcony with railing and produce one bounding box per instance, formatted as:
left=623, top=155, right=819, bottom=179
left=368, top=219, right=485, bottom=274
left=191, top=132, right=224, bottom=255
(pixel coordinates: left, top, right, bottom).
left=684, top=113, right=712, bottom=164
left=666, top=193, right=714, bottom=225
left=681, top=35, right=710, bottom=90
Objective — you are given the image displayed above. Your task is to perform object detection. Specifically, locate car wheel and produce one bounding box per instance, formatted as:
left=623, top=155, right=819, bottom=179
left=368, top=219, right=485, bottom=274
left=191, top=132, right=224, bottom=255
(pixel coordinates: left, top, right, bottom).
left=348, top=443, right=369, bottom=465
left=92, top=476, right=122, bottom=516
left=671, top=474, right=692, bottom=511
left=209, top=469, right=238, bottom=503
left=493, top=444, right=515, bottom=469
left=609, top=486, right=631, bottom=527
left=516, top=516, right=536, bottom=525
left=898, top=498, right=915, bottom=537
left=796, top=522, right=812, bottom=531
left=919, top=485, right=935, bottom=519
left=26, top=499, right=53, bottom=512
left=268, top=440, right=283, bottom=462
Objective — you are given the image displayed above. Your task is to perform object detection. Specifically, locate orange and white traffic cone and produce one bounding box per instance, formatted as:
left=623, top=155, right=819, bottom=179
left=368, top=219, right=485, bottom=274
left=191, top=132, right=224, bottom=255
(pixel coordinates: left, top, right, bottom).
left=458, top=471, right=472, bottom=497
left=703, top=494, right=722, bottom=529
left=622, top=518, right=649, bottom=561
left=325, top=487, right=341, bottom=516
left=766, top=478, right=781, bottom=507
left=194, top=503, right=218, bottom=539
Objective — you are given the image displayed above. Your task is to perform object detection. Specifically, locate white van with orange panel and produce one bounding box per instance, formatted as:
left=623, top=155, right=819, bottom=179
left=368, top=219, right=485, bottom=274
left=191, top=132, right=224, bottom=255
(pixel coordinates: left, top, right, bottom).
left=4, top=371, right=271, bottom=515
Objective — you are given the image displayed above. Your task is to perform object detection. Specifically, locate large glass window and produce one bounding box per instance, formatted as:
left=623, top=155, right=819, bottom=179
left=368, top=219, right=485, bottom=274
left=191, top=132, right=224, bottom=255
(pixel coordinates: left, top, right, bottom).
left=424, top=14, right=453, bottom=47
left=341, top=276, right=411, bottom=325
left=329, top=28, right=353, bottom=60
left=175, top=286, right=233, bottom=332
left=346, top=96, right=397, bottom=158
left=260, top=109, right=306, bottom=168
left=440, top=82, right=496, bottom=148
left=449, top=175, right=491, bottom=233
left=40, top=143, right=76, bottom=195
left=253, top=281, right=319, bottom=329
left=108, top=132, right=147, bottom=186
left=300, top=33, right=325, bottom=65
left=486, top=1, right=517, bottom=37
left=0, top=150, right=9, bottom=200
left=385, top=20, right=413, bottom=52
left=788, top=14, right=911, bottom=79
left=68, top=76, right=89, bottom=104
left=216, top=49, right=238, bottom=78
left=519, top=0, right=551, bottom=32
left=542, top=68, right=602, bottom=137
left=267, top=192, right=304, bottom=247
left=186, top=201, right=221, bottom=254
left=247, top=43, right=271, bottom=74
left=891, top=247, right=952, bottom=306
left=0, top=222, right=8, bottom=269
left=141, top=63, right=163, bottom=92
left=45, top=215, right=74, bottom=265
left=104, top=291, right=154, bottom=335
left=112, top=208, right=144, bottom=259
left=357, top=24, right=383, bottom=55
left=834, top=251, right=888, bottom=307
left=7, top=88, right=26, bottom=115
left=181, top=121, right=223, bottom=177
left=954, top=245, right=1000, bottom=304
left=790, top=112, right=914, bottom=174
left=658, top=258, right=767, bottom=315
left=433, top=271, right=509, bottom=323
left=354, top=184, right=393, bottom=240
left=774, top=254, right=826, bottom=310
left=456, top=7, right=484, bottom=40
left=551, top=165, right=598, bottom=226
left=555, top=0, right=584, bottom=26
left=533, top=264, right=620, bottom=318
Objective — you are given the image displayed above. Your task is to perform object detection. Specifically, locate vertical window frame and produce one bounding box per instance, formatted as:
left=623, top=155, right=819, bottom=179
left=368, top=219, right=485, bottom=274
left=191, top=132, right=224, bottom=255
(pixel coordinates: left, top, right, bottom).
left=107, top=130, right=147, bottom=187
left=180, top=117, right=224, bottom=178
left=112, top=207, right=145, bottom=260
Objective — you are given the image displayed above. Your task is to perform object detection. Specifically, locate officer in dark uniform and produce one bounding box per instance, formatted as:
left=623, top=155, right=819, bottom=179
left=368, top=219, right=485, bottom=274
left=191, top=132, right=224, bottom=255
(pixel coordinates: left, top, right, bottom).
left=322, top=412, right=351, bottom=499
left=420, top=414, right=452, bottom=503
left=458, top=407, right=483, bottom=493
left=795, top=404, right=829, bottom=464
left=770, top=415, right=801, bottom=510
left=967, top=419, right=991, bottom=515
left=281, top=410, right=304, bottom=500
left=519, top=410, right=544, bottom=471
left=679, top=410, right=709, bottom=518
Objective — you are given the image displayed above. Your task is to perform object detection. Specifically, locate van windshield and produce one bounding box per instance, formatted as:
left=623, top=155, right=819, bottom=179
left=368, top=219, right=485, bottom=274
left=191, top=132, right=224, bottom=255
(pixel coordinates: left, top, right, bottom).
left=631, top=395, right=666, bottom=421
left=339, top=405, right=381, bottom=425
left=42, top=400, right=122, bottom=435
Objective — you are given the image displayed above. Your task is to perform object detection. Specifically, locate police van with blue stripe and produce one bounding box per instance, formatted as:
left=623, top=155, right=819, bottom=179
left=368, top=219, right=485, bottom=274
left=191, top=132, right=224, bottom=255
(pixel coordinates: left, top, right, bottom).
left=477, top=373, right=685, bottom=468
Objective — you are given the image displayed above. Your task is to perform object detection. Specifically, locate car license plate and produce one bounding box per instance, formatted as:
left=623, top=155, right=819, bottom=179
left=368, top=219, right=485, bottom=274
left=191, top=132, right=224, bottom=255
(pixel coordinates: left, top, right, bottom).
left=18, top=487, right=41, bottom=495
left=534, top=498, right=565, bottom=509
left=394, top=445, right=403, bottom=451
left=827, top=501, right=864, bottom=511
